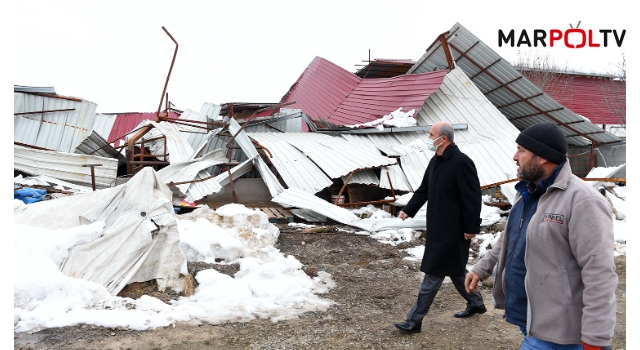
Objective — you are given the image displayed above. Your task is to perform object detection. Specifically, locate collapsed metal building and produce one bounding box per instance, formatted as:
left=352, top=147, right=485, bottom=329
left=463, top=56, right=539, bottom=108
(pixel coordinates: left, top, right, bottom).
left=14, top=22, right=625, bottom=216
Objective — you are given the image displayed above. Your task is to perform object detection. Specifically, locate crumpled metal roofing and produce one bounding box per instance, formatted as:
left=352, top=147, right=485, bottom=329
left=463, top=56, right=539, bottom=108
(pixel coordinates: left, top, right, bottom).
left=74, top=130, right=126, bottom=166
left=14, top=92, right=98, bottom=153
left=379, top=165, right=412, bottom=192
left=280, top=56, right=447, bottom=130
left=14, top=145, right=119, bottom=189
left=214, top=156, right=257, bottom=187
left=242, top=133, right=333, bottom=194
left=106, top=111, right=180, bottom=146
left=272, top=188, right=426, bottom=231
left=229, top=119, right=284, bottom=197
left=334, top=68, right=520, bottom=188
left=175, top=102, right=222, bottom=151
left=407, top=22, right=621, bottom=146
left=120, top=121, right=229, bottom=201
left=14, top=173, right=93, bottom=193
left=156, top=149, right=228, bottom=201
left=272, top=188, right=361, bottom=224
left=249, top=132, right=397, bottom=179
left=414, top=68, right=522, bottom=185
left=91, top=114, right=118, bottom=142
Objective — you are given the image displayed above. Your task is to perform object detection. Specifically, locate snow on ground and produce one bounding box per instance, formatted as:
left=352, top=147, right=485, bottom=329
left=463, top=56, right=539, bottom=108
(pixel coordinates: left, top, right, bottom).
left=13, top=185, right=627, bottom=333
left=14, top=204, right=335, bottom=333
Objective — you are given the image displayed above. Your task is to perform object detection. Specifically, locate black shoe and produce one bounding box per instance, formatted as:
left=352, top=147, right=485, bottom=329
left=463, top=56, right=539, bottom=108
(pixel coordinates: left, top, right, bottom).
left=394, top=320, right=422, bottom=333
left=453, top=305, right=487, bottom=318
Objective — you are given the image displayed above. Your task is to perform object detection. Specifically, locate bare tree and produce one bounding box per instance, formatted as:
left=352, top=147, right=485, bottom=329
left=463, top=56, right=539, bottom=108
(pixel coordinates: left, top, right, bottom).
left=511, top=51, right=626, bottom=133
left=510, top=50, right=575, bottom=103
left=601, top=52, right=626, bottom=130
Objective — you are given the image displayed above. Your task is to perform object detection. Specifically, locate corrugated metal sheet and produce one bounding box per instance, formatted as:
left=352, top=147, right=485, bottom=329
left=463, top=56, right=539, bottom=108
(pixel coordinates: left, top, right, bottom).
left=199, top=112, right=305, bottom=172
left=342, top=169, right=379, bottom=185
left=379, top=165, right=412, bottom=191
left=282, top=56, right=360, bottom=129
left=14, top=173, right=93, bottom=193
left=214, top=156, right=256, bottom=187
left=272, top=188, right=426, bottom=231
left=414, top=68, right=522, bottom=185
left=106, top=112, right=180, bottom=146
left=14, top=92, right=98, bottom=153
left=328, top=70, right=447, bottom=126
left=280, top=56, right=447, bottom=130
left=339, top=68, right=520, bottom=187
left=74, top=131, right=126, bottom=166
left=14, top=85, right=56, bottom=94
left=407, top=22, right=621, bottom=146
left=228, top=119, right=284, bottom=197
left=156, top=149, right=228, bottom=201
left=91, top=113, right=118, bottom=141
left=140, top=121, right=195, bottom=163
left=353, top=211, right=427, bottom=231
left=249, top=132, right=397, bottom=179
left=398, top=148, right=431, bottom=190
left=177, top=102, right=222, bottom=151
left=242, top=133, right=333, bottom=194
left=14, top=145, right=119, bottom=189
left=355, top=59, right=416, bottom=79
left=272, top=188, right=361, bottom=224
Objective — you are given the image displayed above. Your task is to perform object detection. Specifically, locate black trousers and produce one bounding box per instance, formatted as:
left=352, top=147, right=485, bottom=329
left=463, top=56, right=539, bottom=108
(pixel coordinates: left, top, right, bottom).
left=406, top=271, right=484, bottom=323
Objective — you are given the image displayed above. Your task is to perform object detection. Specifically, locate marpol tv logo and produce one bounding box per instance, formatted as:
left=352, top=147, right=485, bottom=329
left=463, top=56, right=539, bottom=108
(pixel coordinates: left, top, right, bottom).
left=498, top=21, right=626, bottom=48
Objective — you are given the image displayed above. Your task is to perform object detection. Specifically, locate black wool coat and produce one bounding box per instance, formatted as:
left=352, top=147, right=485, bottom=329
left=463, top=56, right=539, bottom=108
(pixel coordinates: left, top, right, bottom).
left=402, top=144, right=482, bottom=277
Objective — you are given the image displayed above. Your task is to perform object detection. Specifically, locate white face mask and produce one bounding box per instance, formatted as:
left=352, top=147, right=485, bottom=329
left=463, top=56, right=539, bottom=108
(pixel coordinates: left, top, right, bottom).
left=426, top=135, right=443, bottom=151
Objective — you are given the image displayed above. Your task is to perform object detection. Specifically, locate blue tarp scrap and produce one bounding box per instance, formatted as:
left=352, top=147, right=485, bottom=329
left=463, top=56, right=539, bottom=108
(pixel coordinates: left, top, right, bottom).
left=14, top=186, right=47, bottom=204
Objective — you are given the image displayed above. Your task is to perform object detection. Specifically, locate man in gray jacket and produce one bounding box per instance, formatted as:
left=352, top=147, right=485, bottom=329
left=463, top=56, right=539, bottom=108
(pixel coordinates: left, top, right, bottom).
left=465, top=123, right=617, bottom=350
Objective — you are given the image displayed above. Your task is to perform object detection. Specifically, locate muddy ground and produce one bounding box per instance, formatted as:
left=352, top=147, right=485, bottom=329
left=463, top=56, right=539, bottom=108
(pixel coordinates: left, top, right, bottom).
left=14, top=219, right=626, bottom=350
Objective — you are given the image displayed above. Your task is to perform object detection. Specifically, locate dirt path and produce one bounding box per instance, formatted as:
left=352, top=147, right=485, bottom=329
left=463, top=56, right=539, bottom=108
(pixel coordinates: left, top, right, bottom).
left=14, top=224, right=626, bottom=350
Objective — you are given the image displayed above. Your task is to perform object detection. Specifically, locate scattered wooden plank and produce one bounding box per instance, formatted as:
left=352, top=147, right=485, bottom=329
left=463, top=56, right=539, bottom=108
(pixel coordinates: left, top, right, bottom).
left=260, top=207, right=294, bottom=223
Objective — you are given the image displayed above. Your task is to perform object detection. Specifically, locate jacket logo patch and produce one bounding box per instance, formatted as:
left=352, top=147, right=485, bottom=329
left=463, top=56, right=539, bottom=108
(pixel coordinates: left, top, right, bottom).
left=543, top=213, right=564, bottom=224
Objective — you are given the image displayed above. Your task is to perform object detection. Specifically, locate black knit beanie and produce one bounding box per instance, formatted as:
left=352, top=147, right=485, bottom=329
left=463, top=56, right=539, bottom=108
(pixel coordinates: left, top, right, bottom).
left=515, top=123, right=567, bottom=164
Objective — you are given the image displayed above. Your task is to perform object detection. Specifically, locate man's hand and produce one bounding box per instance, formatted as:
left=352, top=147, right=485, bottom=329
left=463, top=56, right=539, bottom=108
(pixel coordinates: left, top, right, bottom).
left=465, top=271, right=481, bottom=294
left=398, top=211, right=409, bottom=221
left=464, top=233, right=476, bottom=240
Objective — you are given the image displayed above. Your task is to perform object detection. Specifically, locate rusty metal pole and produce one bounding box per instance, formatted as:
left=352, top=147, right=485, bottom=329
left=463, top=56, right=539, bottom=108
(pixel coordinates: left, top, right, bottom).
left=590, top=143, right=596, bottom=170
left=227, top=167, right=238, bottom=203
left=335, top=170, right=357, bottom=205
left=82, top=164, right=102, bottom=191
left=225, top=101, right=297, bottom=149
left=157, top=26, right=178, bottom=119
left=385, top=172, right=398, bottom=215
left=126, top=143, right=135, bottom=176
left=164, top=135, right=167, bottom=162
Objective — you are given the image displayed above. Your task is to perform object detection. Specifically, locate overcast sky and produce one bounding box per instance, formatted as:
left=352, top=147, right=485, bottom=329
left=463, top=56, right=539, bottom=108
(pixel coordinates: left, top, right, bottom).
left=12, top=0, right=632, bottom=114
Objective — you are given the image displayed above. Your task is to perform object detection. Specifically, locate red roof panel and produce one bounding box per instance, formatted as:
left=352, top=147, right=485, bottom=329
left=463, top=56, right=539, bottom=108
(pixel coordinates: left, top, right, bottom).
left=278, top=56, right=447, bottom=130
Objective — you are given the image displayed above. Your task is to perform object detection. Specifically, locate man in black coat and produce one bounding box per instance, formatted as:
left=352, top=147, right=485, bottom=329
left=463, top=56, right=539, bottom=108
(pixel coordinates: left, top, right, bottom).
left=394, top=121, right=486, bottom=334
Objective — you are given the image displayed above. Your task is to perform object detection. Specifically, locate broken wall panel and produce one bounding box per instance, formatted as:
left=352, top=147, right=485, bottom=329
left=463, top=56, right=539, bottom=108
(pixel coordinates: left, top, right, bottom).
left=14, top=92, right=98, bottom=153
left=266, top=133, right=397, bottom=179
left=156, top=149, right=228, bottom=201
left=379, top=165, right=412, bottom=192
left=14, top=145, right=119, bottom=189
left=229, top=119, right=284, bottom=197
left=244, top=133, right=333, bottom=194
left=177, top=102, right=222, bottom=151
